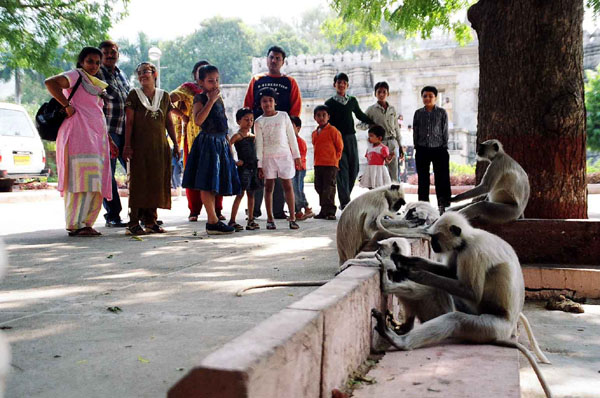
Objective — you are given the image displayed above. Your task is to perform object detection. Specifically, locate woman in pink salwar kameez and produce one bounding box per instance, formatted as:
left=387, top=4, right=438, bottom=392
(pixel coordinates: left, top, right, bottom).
left=45, top=47, right=117, bottom=237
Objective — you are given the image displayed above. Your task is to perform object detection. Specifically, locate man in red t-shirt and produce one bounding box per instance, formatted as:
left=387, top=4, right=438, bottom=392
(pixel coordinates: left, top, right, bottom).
left=244, top=46, right=302, bottom=219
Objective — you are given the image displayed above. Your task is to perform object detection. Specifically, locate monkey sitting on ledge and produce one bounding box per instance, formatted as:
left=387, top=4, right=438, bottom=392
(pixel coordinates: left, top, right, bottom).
left=372, top=212, right=553, bottom=398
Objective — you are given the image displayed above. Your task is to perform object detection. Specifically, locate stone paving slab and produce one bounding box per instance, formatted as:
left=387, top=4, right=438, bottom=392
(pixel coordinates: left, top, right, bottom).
left=352, top=343, right=520, bottom=398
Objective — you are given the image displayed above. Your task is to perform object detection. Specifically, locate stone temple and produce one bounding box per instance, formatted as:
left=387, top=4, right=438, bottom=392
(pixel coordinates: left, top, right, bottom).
left=221, top=32, right=600, bottom=174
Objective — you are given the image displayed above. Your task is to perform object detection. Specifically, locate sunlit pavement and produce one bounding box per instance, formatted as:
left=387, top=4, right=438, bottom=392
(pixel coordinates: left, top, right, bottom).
left=0, top=187, right=599, bottom=397
left=0, top=184, right=383, bottom=397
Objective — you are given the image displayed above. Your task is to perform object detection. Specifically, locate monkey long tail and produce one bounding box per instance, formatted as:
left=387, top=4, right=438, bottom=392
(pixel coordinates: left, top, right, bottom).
left=519, top=312, right=552, bottom=364
left=236, top=280, right=330, bottom=297
left=494, top=340, right=553, bottom=398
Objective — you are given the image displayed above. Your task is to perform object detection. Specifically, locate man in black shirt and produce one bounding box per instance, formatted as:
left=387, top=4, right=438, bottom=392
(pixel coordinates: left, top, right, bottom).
left=412, top=86, right=451, bottom=214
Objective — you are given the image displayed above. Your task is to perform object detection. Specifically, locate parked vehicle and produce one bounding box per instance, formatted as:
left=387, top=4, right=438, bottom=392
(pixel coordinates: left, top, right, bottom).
left=0, top=102, right=47, bottom=178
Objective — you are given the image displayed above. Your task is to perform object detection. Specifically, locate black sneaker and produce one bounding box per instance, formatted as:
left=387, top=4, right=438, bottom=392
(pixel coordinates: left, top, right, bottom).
left=106, top=220, right=127, bottom=228
left=206, top=221, right=235, bottom=235
left=274, top=212, right=288, bottom=219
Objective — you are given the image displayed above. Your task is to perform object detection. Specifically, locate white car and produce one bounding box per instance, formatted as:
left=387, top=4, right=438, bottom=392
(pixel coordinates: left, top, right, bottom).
left=0, top=102, right=47, bottom=177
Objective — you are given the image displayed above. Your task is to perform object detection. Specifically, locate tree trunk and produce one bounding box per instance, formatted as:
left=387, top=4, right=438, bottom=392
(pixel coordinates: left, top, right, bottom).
left=14, top=68, right=22, bottom=105
left=468, top=0, right=587, bottom=219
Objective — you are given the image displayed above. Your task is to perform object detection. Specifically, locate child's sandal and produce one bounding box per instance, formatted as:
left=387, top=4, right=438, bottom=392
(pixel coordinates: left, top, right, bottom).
left=289, top=220, right=300, bottom=230
left=266, top=221, right=276, bottom=230
left=228, top=221, right=244, bottom=232
left=246, top=220, right=260, bottom=230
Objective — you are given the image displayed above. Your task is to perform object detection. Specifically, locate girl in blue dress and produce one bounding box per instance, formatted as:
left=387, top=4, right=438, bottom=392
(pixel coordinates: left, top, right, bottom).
left=182, top=65, right=240, bottom=234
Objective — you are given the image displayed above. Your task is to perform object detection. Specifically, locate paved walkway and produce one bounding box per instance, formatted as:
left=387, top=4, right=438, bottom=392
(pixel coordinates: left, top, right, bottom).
left=0, top=187, right=599, bottom=397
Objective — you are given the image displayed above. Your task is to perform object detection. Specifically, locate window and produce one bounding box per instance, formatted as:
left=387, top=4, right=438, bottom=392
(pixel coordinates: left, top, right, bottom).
left=0, top=109, right=36, bottom=137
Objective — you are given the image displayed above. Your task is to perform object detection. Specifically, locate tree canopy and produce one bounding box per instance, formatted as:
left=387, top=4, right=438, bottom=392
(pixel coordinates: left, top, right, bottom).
left=0, top=0, right=129, bottom=74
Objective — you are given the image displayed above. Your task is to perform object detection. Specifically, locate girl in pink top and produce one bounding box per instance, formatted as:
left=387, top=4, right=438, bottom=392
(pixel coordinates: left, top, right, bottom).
left=359, top=125, right=393, bottom=189
left=45, top=47, right=117, bottom=236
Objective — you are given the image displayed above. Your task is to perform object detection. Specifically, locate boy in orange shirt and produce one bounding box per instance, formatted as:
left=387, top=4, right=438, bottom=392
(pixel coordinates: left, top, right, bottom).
left=312, top=105, right=344, bottom=220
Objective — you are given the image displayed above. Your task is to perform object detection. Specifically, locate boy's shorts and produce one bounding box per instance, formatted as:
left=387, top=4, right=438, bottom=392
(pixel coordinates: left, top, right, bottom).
left=262, top=155, right=295, bottom=180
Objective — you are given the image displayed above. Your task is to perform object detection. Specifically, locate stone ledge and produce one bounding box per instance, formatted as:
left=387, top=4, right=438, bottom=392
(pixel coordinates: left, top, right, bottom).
left=168, top=264, right=386, bottom=398
left=167, top=308, right=323, bottom=398
left=289, top=266, right=382, bottom=397
left=351, top=344, right=520, bottom=398
left=167, top=237, right=522, bottom=398
left=523, top=266, right=600, bottom=299
left=475, top=219, right=600, bottom=266
left=168, top=239, right=429, bottom=398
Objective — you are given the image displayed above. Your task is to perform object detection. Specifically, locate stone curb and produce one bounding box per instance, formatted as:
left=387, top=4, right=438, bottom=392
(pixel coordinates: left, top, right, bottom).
left=168, top=236, right=525, bottom=398
left=2, top=184, right=598, bottom=203
left=168, top=240, right=429, bottom=398
left=523, top=266, right=600, bottom=299
left=167, top=265, right=384, bottom=398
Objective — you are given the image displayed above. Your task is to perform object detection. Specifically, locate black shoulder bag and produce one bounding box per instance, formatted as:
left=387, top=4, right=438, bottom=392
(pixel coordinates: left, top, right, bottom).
left=35, top=74, right=83, bottom=141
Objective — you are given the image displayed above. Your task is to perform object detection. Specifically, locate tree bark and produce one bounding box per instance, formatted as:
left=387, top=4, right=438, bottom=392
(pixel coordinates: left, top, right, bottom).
left=468, top=0, right=587, bottom=219
left=14, top=68, right=22, bottom=105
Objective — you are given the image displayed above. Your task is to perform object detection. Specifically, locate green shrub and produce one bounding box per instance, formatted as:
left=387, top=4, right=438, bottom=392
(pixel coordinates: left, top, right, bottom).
left=449, top=162, right=476, bottom=175
left=588, top=159, right=600, bottom=173
left=305, top=170, right=315, bottom=183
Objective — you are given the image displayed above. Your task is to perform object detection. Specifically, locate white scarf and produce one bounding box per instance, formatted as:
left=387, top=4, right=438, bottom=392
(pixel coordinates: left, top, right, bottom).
left=134, top=88, right=165, bottom=119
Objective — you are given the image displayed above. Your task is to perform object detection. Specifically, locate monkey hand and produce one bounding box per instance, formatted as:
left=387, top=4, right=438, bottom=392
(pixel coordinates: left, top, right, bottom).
left=388, top=268, right=409, bottom=283
left=405, top=269, right=428, bottom=284
left=377, top=255, right=396, bottom=272
left=390, top=253, right=419, bottom=268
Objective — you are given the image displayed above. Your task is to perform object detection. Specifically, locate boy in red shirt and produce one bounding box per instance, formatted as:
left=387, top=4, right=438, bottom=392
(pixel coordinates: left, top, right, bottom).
left=312, top=105, right=344, bottom=220
left=290, top=116, right=314, bottom=221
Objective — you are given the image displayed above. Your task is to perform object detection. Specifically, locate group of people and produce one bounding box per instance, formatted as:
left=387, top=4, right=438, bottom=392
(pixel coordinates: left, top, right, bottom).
left=44, top=41, right=451, bottom=237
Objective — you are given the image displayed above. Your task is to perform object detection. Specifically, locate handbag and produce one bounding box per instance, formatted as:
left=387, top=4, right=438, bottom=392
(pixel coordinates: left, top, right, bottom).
left=35, top=74, right=83, bottom=141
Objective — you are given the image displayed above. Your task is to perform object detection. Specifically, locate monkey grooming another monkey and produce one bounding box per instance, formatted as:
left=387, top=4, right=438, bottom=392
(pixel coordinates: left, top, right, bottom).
left=448, top=139, right=530, bottom=224
left=372, top=212, right=552, bottom=398
left=337, top=185, right=437, bottom=267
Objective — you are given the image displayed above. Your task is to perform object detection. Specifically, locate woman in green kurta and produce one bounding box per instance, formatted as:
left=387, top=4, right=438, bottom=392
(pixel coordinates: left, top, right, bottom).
left=123, top=62, right=180, bottom=235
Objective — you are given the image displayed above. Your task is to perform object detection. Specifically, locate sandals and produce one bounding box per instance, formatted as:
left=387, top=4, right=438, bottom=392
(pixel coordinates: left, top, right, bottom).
left=68, top=227, right=101, bottom=237
left=246, top=220, right=260, bottom=230
left=266, top=221, right=277, bottom=230
left=145, top=224, right=165, bottom=234
left=304, top=208, right=315, bottom=218
left=289, top=220, right=300, bottom=230
left=126, top=224, right=146, bottom=236
left=188, top=214, right=198, bottom=222
left=228, top=221, right=244, bottom=232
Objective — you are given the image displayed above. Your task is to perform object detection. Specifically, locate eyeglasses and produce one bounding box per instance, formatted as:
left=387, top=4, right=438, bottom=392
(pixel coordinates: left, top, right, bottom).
left=137, top=69, right=154, bottom=75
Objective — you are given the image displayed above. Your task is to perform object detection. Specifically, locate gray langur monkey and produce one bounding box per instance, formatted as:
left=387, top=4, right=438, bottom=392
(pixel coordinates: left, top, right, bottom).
left=448, top=139, right=530, bottom=223
left=337, top=185, right=436, bottom=267
left=336, top=185, right=407, bottom=265
left=401, top=201, right=440, bottom=227
left=237, top=193, right=437, bottom=296
left=337, top=237, right=453, bottom=334
left=339, top=201, right=439, bottom=271
left=377, top=238, right=454, bottom=334
left=371, top=212, right=552, bottom=398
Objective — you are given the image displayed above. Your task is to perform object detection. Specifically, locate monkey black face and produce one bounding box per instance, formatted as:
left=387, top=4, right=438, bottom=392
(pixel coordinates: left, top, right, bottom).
left=431, top=225, right=461, bottom=253
left=477, top=139, right=501, bottom=160
left=430, top=233, right=442, bottom=253
left=392, top=198, right=406, bottom=212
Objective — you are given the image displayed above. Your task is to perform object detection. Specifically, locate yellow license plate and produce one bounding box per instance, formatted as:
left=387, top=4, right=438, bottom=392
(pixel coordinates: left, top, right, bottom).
left=14, top=154, right=31, bottom=165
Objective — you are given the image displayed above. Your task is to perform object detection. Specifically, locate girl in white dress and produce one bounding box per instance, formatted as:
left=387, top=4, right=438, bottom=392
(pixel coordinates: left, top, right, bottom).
left=254, top=88, right=302, bottom=230
left=359, top=125, right=393, bottom=189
